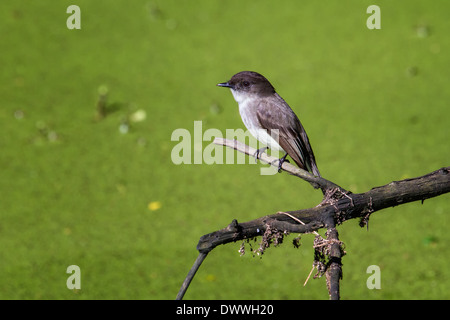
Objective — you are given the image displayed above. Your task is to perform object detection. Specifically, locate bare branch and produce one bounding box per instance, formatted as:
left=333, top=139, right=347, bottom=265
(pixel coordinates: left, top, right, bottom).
left=324, top=226, right=343, bottom=300
left=176, top=252, right=208, bottom=300
left=213, top=137, right=342, bottom=192
left=177, top=137, right=450, bottom=300
left=196, top=167, right=449, bottom=254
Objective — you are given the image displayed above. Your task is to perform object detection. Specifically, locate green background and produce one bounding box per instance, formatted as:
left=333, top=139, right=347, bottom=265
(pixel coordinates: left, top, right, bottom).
left=1, top=0, right=449, bottom=299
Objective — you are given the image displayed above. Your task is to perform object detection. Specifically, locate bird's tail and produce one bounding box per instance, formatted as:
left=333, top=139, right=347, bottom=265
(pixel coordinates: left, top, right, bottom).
left=310, top=162, right=321, bottom=178
left=292, top=153, right=321, bottom=178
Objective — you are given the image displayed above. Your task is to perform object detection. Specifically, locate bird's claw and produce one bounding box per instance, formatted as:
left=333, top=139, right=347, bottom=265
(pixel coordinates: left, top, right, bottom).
left=270, top=153, right=289, bottom=173
left=253, top=147, right=269, bottom=163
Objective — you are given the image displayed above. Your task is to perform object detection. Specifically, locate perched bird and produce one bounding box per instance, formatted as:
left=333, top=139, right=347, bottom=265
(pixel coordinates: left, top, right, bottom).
left=217, top=71, right=320, bottom=177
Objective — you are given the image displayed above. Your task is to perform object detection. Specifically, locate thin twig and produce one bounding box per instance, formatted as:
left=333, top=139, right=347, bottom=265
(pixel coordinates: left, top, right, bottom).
left=213, top=137, right=341, bottom=192
left=176, top=252, right=208, bottom=300
left=304, top=265, right=316, bottom=286
left=277, top=211, right=320, bottom=236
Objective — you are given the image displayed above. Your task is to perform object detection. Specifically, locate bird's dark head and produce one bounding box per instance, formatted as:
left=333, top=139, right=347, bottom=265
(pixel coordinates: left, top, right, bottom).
left=217, top=71, right=276, bottom=100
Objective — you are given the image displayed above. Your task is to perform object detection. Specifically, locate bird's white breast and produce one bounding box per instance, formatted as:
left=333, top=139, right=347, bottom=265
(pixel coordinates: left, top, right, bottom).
left=231, top=90, right=284, bottom=152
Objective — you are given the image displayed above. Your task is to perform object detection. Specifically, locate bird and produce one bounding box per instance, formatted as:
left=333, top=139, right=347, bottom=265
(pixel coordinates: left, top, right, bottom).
left=217, top=71, right=321, bottom=177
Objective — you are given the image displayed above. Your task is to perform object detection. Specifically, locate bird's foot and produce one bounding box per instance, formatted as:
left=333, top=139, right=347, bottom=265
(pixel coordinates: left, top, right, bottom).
left=271, top=153, right=289, bottom=173
left=253, top=147, right=269, bottom=163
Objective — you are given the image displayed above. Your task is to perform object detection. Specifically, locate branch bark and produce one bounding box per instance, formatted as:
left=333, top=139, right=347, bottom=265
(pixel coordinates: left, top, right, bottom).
left=176, top=138, right=450, bottom=300
left=196, top=166, right=449, bottom=253
left=213, top=137, right=342, bottom=192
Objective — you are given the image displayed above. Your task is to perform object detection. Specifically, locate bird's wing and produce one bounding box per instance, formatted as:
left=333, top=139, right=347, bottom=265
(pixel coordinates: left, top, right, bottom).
left=255, top=94, right=318, bottom=175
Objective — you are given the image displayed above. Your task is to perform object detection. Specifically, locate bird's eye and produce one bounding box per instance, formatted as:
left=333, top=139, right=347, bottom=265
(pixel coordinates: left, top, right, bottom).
left=243, top=81, right=250, bottom=87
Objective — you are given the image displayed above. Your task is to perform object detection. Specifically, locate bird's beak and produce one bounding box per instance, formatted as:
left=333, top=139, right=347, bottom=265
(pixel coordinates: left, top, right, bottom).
left=217, top=82, right=234, bottom=89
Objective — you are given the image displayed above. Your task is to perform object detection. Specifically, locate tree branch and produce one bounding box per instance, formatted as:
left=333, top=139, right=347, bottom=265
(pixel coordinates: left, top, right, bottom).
left=177, top=138, right=450, bottom=300
left=196, top=166, right=449, bottom=254
left=324, top=226, right=342, bottom=300
left=176, top=252, right=208, bottom=300
left=213, top=137, right=342, bottom=192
